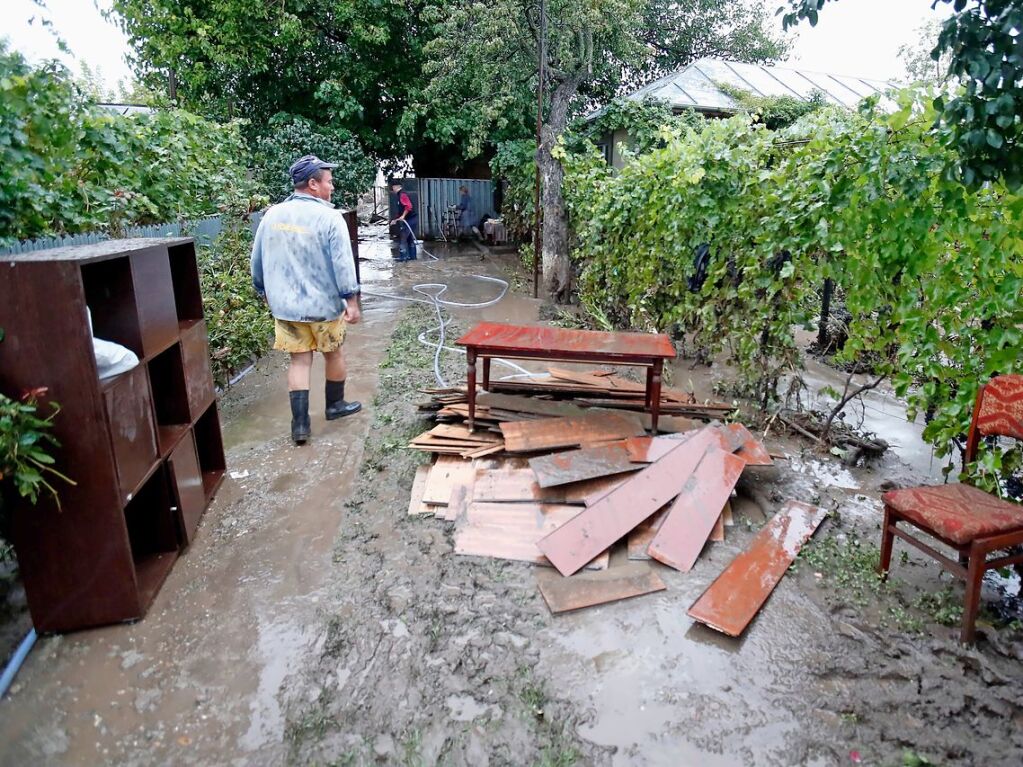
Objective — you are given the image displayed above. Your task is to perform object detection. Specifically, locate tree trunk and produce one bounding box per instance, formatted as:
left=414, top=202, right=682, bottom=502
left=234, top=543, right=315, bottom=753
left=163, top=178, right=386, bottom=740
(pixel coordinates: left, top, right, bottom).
left=539, top=74, right=583, bottom=303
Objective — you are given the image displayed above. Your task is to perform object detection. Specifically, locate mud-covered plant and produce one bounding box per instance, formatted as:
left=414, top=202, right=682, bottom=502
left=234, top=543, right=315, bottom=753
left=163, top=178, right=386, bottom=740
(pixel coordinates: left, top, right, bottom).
left=0, top=388, right=74, bottom=507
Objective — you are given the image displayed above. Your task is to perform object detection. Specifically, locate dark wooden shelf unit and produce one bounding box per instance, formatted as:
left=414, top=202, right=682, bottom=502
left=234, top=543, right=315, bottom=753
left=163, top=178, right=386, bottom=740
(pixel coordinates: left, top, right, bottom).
left=0, top=237, right=226, bottom=633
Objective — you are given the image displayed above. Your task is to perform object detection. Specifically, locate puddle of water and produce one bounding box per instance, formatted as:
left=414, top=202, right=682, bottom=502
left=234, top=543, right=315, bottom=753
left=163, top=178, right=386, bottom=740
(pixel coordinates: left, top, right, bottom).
left=797, top=358, right=944, bottom=481
left=538, top=582, right=831, bottom=765
left=985, top=567, right=1023, bottom=623
left=788, top=456, right=860, bottom=491
left=240, top=615, right=316, bottom=751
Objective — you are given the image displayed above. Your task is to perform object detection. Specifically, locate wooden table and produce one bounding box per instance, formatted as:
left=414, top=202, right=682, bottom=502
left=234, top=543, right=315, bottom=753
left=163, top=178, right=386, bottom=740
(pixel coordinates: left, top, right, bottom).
left=455, top=322, right=677, bottom=432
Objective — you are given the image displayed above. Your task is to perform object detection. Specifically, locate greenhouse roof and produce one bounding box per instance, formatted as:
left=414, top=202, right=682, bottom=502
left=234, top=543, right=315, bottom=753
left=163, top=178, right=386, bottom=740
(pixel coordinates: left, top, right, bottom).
left=608, top=56, right=898, bottom=115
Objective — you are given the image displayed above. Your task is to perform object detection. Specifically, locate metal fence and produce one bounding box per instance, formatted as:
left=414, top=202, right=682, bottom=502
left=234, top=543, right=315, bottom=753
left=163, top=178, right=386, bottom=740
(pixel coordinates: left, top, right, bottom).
left=0, top=215, right=249, bottom=257
left=388, top=178, right=494, bottom=240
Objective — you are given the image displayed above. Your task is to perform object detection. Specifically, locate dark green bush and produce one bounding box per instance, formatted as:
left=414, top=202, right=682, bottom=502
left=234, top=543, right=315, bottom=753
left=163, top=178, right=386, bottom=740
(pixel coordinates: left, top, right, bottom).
left=250, top=113, right=376, bottom=208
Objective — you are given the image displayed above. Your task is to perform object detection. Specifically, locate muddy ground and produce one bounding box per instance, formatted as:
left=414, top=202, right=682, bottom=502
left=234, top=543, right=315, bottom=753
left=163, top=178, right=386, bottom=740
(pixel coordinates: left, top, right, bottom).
left=1, top=236, right=1022, bottom=766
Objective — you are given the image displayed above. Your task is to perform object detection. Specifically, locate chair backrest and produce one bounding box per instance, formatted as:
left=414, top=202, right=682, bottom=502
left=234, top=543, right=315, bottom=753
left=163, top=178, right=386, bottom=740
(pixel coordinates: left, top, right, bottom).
left=966, top=374, right=1023, bottom=462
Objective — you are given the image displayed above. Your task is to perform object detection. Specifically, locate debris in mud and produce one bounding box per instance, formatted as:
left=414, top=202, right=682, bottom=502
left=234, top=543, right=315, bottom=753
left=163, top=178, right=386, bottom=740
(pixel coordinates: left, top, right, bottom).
left=405, top=364, right=818, bottom=634
left=777, top=409, right=889, bottom=465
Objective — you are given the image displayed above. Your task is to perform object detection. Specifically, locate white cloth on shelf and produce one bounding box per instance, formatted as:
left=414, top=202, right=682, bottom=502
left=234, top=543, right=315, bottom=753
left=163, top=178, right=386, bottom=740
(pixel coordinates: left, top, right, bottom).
left=87, top=307, right=139, bottom=379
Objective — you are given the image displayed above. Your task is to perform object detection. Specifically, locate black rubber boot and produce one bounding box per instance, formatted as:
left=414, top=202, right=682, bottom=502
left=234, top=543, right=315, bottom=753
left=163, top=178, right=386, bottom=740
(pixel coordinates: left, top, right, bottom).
left=325, top=379, right=362, bottom=420
left=289, top=390, right=311, bottom=444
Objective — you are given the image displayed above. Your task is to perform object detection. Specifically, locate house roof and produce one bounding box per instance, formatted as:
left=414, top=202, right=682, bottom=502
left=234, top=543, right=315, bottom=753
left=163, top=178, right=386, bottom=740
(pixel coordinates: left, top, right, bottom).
left=96, top=102, right=156, bottom=116
left=607, top=56, right=897, bottom=115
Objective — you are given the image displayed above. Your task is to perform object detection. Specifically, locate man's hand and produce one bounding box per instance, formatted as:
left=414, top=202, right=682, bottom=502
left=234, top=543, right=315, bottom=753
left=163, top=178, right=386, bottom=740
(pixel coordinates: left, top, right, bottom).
left=343, top=300, right=361, bottom=325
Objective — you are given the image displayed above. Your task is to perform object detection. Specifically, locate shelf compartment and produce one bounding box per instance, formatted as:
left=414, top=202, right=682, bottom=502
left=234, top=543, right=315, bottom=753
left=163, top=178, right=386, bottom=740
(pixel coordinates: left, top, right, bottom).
left=168, top=432, right=206, bottom=545
left=130, top=247, right=180, bottom=358
left=148, top=342, right=191, bottom=456
left=169, top=242, right=205, bottom=322
left=180, top=319, right=217, bottom=419
left=124, top=466, right=180, bottom=611
left=82, top=256, right=144, bottom=357
left=194, top=402, right=226, bottom=501
left=102, top=364, right=159, bottom=503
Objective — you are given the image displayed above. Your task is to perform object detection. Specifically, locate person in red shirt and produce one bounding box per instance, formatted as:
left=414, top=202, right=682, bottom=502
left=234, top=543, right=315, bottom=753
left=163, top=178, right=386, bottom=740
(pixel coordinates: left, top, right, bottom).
left=389, top=180, right=418, bottom=261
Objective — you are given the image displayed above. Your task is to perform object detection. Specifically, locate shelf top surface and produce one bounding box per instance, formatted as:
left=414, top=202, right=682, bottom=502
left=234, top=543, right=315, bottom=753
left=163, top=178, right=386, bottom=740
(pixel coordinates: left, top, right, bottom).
left=2, top=237, right=194, bottom=264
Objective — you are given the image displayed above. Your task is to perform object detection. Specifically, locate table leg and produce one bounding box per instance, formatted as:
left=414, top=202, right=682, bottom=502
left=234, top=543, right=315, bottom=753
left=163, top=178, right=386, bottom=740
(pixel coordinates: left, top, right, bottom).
left=466, top=349, right=478, bottom=432
left=649, top=360, right=663, bottom=434
left=483, top=357, right=491, bottom=390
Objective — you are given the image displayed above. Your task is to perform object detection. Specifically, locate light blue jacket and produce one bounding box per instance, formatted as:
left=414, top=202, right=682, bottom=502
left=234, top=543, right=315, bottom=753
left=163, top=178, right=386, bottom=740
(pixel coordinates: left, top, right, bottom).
left=251, top=194, right=360, bottom=322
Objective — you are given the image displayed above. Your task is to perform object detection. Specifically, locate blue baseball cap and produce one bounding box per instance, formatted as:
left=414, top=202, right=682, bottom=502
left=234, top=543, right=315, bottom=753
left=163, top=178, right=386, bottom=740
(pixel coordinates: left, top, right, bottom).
left=289, top=155, right=337, bottom=185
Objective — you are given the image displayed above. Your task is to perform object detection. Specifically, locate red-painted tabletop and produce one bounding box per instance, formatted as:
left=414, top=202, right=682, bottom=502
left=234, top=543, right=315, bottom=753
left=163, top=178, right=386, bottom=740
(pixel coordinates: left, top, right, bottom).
left=455, top=322, right=675, bottom=360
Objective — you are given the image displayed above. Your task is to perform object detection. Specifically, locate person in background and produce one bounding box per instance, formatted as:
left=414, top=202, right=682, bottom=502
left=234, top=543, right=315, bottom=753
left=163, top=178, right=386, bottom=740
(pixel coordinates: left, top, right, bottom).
left=389, top=180, right=418, bottom=261
left=251, top=155, right=363, bottom=445
left=457, top=184, right=474, bottom=240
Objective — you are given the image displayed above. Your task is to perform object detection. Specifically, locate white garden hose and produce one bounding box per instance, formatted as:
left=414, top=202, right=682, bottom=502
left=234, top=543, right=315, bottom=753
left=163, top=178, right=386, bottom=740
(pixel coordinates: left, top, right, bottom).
left=361, top=220, right=534, bottom=387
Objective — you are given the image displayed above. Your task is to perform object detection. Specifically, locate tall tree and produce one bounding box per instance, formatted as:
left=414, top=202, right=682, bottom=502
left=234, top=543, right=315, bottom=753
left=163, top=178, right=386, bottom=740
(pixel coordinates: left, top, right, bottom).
left=111, top=0, right=426, bottom=159
left=627, top=0, right=790, bottom=90
left=421, top=0, right=787, bottom=300
left=422, top=0, right=645, bottom=300
left=898, top=19, right=953, bottom=84
left=781, top=0, right=1023, bottom=188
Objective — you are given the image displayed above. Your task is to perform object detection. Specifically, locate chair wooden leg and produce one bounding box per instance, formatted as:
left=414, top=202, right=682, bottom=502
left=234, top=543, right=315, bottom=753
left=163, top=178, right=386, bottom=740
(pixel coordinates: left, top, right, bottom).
left=878, top=504, right=896, bottom=580
left=961, top=542, right=985, bottom=645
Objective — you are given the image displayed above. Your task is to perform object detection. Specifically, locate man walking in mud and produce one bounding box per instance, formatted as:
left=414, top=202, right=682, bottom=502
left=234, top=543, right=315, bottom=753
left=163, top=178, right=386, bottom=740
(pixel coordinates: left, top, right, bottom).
left=251, top=155, right=363, bottom=445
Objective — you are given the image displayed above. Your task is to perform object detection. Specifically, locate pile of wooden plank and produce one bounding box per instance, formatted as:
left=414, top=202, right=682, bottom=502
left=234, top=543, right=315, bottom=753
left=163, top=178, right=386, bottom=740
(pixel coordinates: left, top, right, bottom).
left=406, top=415, right=825, bottom=636
left=415, top=367, right=735, bottom=424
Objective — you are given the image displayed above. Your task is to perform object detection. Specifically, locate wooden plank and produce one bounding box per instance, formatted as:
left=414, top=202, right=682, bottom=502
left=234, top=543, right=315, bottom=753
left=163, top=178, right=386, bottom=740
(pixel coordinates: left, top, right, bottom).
left=536, top=429, right=720, bottom=576
left=537, top=564, right=666, bottom=614
left=687, top=500, right=828, bottom=637
left=463, top=443, right=505, bottom=459
left=722, top=500, right=734, bottom=527
left=724, top=423, right=774, bottom=466
left=625, top=436, right=689, bottom=463
left=477, top=393, right=584, bottom=419
left=407, top=464, right=431, bottom=516
left=442, top=483, right=470, bottom=521
left=500, top=412, right=645, bottom=453
left=548, top=367, right=618, bottom=389
left=528, top=445, right=639, bottom=488
left=422, top=455, right=475, bottom=505
left=648, top=447, right=745, bottom=572
left=429, top=424, right=502, bottom=443
left=454, top=503, right=608, bottom=569
left=625, top=428, right=745, bottom=464
left=638, top=414, right=700, bottom=434
left=627, top=506, right=669, bottom=560
left=709, top=512, right=726, bottom=542
left=472, top=468, right=626, bottom=505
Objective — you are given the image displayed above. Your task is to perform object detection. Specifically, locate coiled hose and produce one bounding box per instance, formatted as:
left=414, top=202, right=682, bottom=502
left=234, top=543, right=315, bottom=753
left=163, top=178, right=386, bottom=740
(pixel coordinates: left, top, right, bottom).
left=361, top=220, right=533, bottom=387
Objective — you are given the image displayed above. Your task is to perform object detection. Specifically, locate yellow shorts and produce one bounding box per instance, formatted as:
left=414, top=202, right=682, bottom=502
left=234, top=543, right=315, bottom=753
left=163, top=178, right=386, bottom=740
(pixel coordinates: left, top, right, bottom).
left=273, top=318, right=347, bottom=353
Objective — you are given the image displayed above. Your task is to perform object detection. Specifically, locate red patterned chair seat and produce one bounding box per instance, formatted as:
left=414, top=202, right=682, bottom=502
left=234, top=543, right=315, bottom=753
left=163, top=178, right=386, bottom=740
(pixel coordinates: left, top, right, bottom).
left=882, top=484, right=1023, bottom=545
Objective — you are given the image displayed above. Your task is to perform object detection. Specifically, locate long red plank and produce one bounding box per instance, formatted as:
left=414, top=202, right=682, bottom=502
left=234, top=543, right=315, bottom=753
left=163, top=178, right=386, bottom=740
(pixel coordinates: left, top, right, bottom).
left=626, top=425, right=746, bottom=464
left=687, top=500, right=828, bottom=637
left=647, top=447, right=745, bottom=572
left=456, top=322, right=676, bottom=360
left=536, top=428, right=719, bottom=576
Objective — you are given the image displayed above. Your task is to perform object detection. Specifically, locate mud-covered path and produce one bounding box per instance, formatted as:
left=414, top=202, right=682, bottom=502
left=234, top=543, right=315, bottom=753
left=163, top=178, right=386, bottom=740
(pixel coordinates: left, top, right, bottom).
left=0, top=238, right=512, bottom=765
left=2, top=235, right=1022, bottom=767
